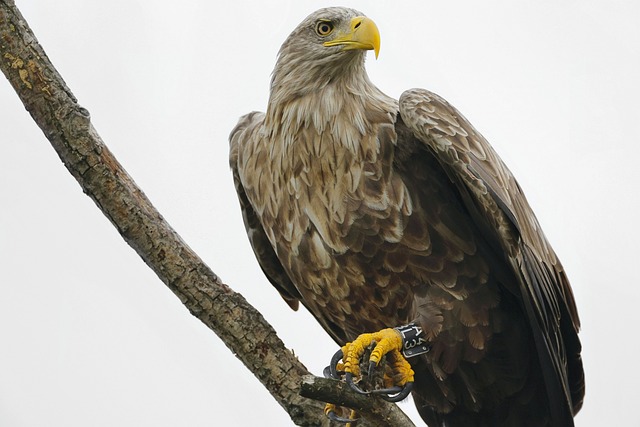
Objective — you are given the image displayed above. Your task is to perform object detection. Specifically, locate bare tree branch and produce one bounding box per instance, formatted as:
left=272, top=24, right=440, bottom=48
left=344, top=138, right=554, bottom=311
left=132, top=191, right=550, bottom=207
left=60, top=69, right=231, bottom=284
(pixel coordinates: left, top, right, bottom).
left=0, top=2, right=414, bottom=426
left=301, top=376, right=416, bottom=427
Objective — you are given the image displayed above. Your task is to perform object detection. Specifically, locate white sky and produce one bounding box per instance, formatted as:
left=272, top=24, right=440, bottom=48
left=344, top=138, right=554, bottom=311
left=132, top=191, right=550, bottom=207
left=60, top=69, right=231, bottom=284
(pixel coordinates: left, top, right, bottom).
left=1, top=1, right=639, bottom=426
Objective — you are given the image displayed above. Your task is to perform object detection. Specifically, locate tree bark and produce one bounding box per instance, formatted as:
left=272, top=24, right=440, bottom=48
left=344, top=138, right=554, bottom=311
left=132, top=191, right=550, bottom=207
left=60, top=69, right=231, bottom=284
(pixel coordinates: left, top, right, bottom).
left=301, top=376, right=416, bottom=427
left=0, top=2, right=413, bottom=426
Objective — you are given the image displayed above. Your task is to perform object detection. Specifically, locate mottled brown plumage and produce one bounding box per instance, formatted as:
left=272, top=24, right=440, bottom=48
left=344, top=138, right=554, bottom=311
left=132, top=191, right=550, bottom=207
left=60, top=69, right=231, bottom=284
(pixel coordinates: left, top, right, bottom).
left=229, top=7, right=583, bottom=426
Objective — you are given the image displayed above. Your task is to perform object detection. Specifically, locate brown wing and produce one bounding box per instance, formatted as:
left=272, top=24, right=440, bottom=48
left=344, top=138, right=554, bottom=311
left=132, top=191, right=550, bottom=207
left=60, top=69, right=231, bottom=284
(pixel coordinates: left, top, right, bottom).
left=229, top=112, right=302, bottom=311
left=398, top=88, right=584, bottom=423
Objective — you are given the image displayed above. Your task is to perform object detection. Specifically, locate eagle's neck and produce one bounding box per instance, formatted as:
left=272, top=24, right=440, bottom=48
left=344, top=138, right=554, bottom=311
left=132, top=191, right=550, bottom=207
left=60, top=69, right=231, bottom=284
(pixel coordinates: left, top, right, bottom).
left=254, top=58, right=400, bottom=254
left=264, top=53, right=397, bottom=153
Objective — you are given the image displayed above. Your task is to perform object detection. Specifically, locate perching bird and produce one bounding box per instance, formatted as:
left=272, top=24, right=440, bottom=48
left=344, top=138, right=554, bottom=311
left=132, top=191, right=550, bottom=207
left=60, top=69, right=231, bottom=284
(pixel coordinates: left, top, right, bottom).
left=229, top=7, right=584, bottom=426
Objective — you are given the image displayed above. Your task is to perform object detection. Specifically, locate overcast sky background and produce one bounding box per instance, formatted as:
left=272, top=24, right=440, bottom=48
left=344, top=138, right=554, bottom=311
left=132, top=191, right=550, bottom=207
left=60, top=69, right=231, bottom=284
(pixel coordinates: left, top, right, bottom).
left=1, top=1, right=639, bottom=426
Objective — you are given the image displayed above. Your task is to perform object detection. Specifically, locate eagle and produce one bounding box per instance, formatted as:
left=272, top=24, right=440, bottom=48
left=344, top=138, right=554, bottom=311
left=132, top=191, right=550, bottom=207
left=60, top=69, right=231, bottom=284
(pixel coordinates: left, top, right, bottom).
left=229, top=7, right=584, bottom=426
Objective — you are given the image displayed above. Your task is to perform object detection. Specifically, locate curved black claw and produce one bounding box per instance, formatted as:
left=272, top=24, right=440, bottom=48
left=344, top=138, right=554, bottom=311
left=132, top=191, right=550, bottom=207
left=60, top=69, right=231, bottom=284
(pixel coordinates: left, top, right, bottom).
left=327, top=409, right=358, bottom=424
left=366, top=361, right=377, bottom=377
left=377, top=381, right=414, bottom=402
left=322, top=365, right=333, bottom=379
left=369, top=386, right=403, bottom=395
left=327, top=349, right=345, bottom=379
left=346, top=372, right=370, bottom=395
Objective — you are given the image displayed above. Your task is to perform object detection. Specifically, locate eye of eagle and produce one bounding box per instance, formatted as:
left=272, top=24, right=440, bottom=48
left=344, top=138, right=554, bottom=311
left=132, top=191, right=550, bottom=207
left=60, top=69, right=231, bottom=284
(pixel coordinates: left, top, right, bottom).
left=315, top=20, right=334, bottom=36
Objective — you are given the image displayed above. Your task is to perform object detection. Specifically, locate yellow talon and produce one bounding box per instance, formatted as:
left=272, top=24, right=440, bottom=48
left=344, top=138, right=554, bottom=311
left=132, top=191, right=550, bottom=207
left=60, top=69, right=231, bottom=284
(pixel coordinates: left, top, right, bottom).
left=386, top=348, right=415, bottom=386
left=368, top=329, right=402, bottom=365
left=326, top=325, right=424, bottom=405
left=343, top=328, right=401, bottom=372
left=324, top=403, right=336, bottom=417
left=325, top=403, right=358, bottom=424
left=343, top=328, right=415, bottom=385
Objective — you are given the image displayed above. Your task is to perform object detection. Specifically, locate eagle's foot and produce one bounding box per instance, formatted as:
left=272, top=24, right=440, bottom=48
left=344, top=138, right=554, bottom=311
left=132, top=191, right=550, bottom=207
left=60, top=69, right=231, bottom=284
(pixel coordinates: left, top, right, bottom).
left=325, top=403, right=358, bottom=425
left=327, top=328, right=415, bottom=403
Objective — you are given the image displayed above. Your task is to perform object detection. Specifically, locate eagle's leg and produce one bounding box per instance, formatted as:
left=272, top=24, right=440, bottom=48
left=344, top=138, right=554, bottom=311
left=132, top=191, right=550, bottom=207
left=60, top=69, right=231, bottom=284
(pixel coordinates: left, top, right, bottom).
left=321, top=330, right=415, bottom=424
left=328, top=324, right=430, bottom=402
left=343, top=328, right=415, bottom=402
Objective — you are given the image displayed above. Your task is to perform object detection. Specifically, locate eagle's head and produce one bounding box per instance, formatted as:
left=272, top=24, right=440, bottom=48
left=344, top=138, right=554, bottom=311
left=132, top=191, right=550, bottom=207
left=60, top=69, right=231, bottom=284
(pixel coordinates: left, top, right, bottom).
left=269, top=7, right=380, bottom=102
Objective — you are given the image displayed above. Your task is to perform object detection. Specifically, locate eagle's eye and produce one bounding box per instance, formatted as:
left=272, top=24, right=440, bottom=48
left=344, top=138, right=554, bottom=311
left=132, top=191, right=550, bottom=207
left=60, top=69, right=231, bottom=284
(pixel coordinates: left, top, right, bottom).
left=315, top=20, right=334, bottom=37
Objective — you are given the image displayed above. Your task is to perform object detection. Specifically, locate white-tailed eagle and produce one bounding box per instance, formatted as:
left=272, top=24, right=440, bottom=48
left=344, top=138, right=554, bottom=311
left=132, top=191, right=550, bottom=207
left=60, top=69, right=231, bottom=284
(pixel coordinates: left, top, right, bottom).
left=229, top=7, right=584, bottom=426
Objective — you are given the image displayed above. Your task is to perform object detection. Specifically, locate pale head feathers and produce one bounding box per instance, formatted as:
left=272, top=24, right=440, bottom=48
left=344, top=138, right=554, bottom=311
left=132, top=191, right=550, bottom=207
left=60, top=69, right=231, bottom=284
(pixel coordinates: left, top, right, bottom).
left=264, top=7, right=397, bottom=150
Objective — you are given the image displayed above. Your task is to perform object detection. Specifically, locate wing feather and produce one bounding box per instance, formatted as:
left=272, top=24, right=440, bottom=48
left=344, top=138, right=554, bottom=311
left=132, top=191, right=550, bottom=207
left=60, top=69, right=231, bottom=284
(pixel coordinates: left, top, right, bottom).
left=398, top=88, right=584, bottom=421
left=230, top=112, right=302, bottom=311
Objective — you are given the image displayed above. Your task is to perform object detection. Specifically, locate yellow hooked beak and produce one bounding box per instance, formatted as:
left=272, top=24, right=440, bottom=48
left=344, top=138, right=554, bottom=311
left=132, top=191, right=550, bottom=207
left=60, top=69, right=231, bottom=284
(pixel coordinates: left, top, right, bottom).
left=323, top=16, right=380, bottom=59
